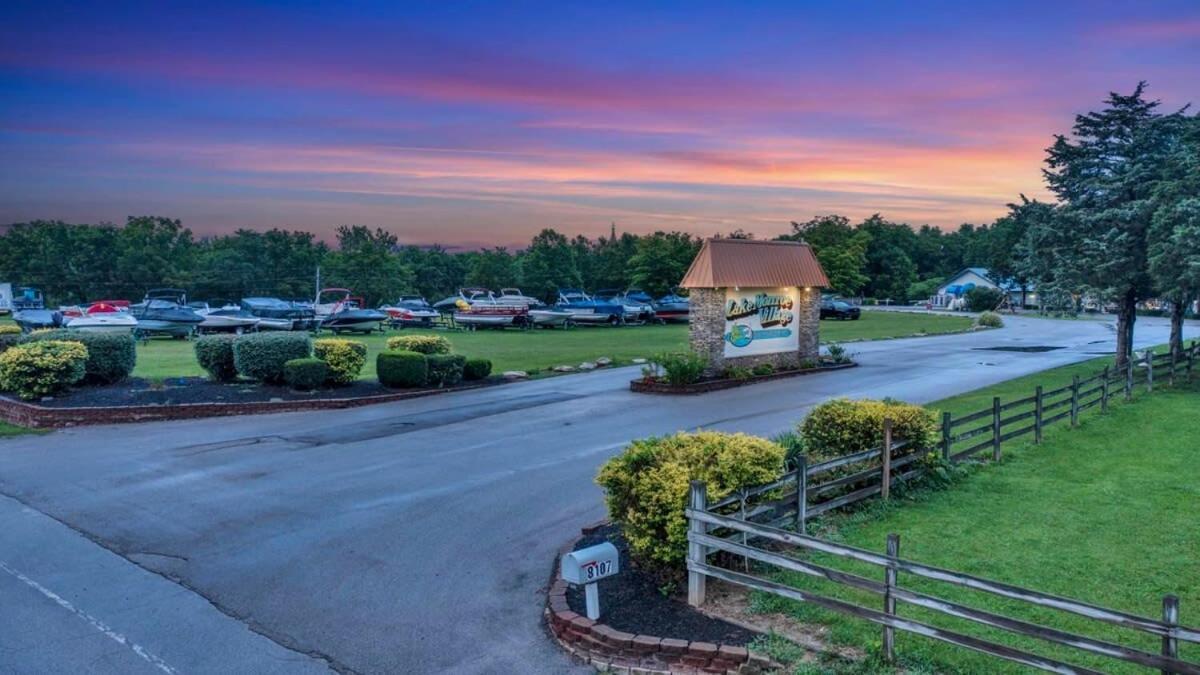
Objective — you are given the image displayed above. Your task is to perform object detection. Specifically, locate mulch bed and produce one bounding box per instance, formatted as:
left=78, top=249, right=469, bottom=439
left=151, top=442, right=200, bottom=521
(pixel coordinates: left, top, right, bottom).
left=29, top=377, right=445, bottom=408
left=566, top=522, right=758, bottom=646
left=631, top=361, right=857, bottom=395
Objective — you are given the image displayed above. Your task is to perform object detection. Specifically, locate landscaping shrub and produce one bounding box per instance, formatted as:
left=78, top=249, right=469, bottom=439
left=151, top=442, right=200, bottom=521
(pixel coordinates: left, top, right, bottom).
left=22, top=329, right=136, bottom=384
left=385, top=334, right=450, bottom=355
left=0, top=340, right=88, bottom=400
left=0, top=333, right=20, bottom=355
left=0, top=325, right=20, bottom=335
left=977, top=311, right=1004, bottom=328
left=313, top=338, right=367, bottom=385
left=462, top=358, right=492, bottom=381
left=377, top=350, right=427, bottom=388
left=751, top=363, right=775, bottom=377
left=799, top=398, right=939, bottom=465
left=426, top=354, right=466, bottom=387
left=650, top=351, right=708, bottom=386
left=965, top=286, right=1005, bottom=312
left=194, top=334, right=239, bottom=382
left=596, top=431, right=785, bottom=569
left=283, top=358, right=328, bottom=391
left=233, top=332, right=312, bottom=383
left=826, top=342, right=850, bottom=364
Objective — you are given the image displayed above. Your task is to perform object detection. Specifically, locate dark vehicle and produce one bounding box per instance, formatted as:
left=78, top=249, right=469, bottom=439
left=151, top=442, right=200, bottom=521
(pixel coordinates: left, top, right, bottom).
left=820, top=299, right=861, bottom=320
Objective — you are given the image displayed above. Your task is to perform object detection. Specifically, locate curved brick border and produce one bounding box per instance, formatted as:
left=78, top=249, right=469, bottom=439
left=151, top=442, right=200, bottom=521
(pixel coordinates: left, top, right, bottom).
left=545, top=521, right=773, bottom=674
left=0, top=381, right=492, bottom=428
left=630, top=361, right=856, bottom=395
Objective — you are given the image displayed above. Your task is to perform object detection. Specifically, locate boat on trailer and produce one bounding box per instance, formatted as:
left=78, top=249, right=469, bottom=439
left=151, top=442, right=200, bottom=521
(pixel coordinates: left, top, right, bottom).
left=380, top=296, right=440, bottom=328
left=596, top=288, right=656, bottom=324
left=449, top=289, right=529, bottom=329
left=241, top=297, right=317, bottom=331
left=495, top=288, right=573, bottom=328
left=190, top=301, right=261, bottom=334
left=131, top=289, right=204, bottom=338
left=64, top=301, right=138, bottom=333
left=555, top=289, right=625, bottom=325
left=654, top=291, right=690, bottom=323
left=314, top=288, right=387, bottom=334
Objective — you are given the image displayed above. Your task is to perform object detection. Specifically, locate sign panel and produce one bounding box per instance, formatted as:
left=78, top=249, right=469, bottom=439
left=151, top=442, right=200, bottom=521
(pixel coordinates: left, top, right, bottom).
left=723, top=288, right=799, bottom=358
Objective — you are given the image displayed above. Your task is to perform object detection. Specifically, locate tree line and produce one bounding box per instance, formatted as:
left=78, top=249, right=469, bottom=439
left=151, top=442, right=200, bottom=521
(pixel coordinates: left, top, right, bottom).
left=1, top=84, right=1194, bottom=366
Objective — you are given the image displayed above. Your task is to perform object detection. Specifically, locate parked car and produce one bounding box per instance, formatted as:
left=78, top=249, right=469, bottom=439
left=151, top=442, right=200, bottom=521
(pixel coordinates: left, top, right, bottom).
left=820, top=299, right=861, bottom=320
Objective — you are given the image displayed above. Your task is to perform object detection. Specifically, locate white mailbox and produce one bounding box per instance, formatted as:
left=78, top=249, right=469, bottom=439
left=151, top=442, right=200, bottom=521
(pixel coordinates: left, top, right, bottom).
left=560, top=542, right=619, bottom=620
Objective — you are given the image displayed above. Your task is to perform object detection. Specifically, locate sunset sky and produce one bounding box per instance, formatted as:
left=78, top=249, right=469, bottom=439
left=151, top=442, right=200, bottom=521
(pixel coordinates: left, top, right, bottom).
left=1, top=1, right=1197, bottom=247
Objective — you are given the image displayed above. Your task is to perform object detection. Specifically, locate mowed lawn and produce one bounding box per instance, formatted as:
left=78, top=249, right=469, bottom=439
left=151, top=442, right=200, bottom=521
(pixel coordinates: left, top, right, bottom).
left=127, top=310, right=974, bottom=381
left=755, top=360, right=1198, bottom=673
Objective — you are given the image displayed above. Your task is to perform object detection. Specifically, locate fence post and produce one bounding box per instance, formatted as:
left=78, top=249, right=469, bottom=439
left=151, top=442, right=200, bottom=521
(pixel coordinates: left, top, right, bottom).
left=1126, top=356, right=1134, bottom=401
left=1070, top=375, right=1080, bottom=427
left=881, top=418, right=893, bottom=501
left=883, top=533, right=900, bottom=663
left=687, top=480, right=708, bottom=607
left=1169, top=350, right=1177, bottom=386
left=941, top=411, right=952, bottom=462
left=795, top=455, right=808, bottom=533
left=1034, top=385, right=1044, bottom=444
left=1162, top=594, right=1179, bottom=674
left=992, top=397, right=1001, bottom=461
left=1101, top=366, right=1110, bottom=414
left=1146, top=352, right=1154, bottom=393
left=1189, top=342, right=1195, bottom=381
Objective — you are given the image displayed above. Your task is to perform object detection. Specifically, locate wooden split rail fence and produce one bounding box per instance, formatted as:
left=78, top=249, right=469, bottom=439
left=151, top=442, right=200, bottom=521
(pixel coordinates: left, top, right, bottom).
left=687, top=486, right=1200, bottom=673
left=685, top=342, right=1199, bottom=672
left=707, top=342, right=1198, bottom=535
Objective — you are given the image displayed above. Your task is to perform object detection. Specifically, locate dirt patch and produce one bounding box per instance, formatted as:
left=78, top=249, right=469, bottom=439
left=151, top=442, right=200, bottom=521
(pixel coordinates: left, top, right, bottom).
left=29, top=376, right=496, bottom=408
left=566, top=523, right=759, bottom=646
left=702, top=581, right=863, bottom=663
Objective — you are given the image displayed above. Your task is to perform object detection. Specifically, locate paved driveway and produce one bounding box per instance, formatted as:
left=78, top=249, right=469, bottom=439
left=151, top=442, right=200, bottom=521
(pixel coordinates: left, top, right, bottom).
left=0, top=315, right=1195, bottom=674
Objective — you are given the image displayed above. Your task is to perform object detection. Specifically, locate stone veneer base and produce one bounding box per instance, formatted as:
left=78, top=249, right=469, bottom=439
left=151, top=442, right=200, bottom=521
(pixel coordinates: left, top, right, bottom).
left=630, top=361, right=856, bottom=395
left=545, top=521, right=775, bottom=674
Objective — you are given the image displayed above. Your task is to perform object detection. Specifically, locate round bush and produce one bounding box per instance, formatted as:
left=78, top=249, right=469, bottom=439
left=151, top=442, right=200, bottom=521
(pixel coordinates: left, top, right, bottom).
left=0, top=325, right=21, bottom=335
left=965, top=286, right=1005, bottom=312
left=799, top=398, right=939, bottom=465
left=977, top=311, right=1004, bottom=328
left=313, top=338, right=367, bottom=385
left=462, top=358, right=492, bottom=381
left=22, top=329, right=136, bottom=384
left=596, top=431, right=785, bottom=570
left=194, top=334, right=239, bottom=382
left=283, top=358, right=328, bottom=391
left=0, top=340, right=89, bottom=400
left=233, top=332, right=312, bottom=383
left=385, top=334, right=450, bottom=355
left=377, top=350, right=427, bottom=388
left=426, top=353, right=466, bottom=387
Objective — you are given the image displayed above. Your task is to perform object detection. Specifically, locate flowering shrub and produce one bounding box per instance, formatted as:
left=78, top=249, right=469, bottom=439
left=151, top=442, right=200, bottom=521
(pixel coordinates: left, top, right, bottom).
left=385, top=335, right=450, bottom=355
left=596, top=431, right=785, bottom=569
left=0, top=340, right=88, bottom=400
left=0, top=325, right=20, bottom=335
left=313, top=338, right=367, bottom=385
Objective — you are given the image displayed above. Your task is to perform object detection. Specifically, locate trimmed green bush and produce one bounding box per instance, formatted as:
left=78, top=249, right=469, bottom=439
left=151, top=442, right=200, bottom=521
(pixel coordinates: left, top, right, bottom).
left=426, top=353, right=466, bottom=387
left=233, top=332, right=312, bottom=383
left=377, top=350, right=428, bottom=388
left=22, top=329, right=136, bottom=384
left=313, top=338, right=367, bottom=385
left=462, top=358, right=492, bottom=381
left=977, top=311, right=1004, bottom=328
left=799, top=398, right=939, bottom=465
left=965, top=286, right=1005, bottom=312
left=283, top=358, right=328, bottom=391
left=650, top=351, right=708, bottom=385
left=194, top=334, right=239, bottom=382
left=596, top=431, right=785, bottom=569
left=0, top=340, right=89, bottom=400
left=385, top=334, right=451, bottom=354
left=0, top=325, right=20, bottom=335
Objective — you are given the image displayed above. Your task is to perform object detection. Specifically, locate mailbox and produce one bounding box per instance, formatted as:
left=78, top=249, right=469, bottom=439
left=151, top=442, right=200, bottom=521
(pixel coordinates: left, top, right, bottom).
left=560, top=542, right=619, bottom=620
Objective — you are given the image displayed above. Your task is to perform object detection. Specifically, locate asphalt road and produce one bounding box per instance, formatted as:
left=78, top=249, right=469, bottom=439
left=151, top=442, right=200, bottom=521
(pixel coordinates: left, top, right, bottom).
left=1, top=314, right=1195, bottom=674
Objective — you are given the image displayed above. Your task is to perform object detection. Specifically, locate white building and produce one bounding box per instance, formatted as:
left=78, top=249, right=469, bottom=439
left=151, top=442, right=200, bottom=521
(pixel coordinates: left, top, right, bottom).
left=0, top=283, right=11, bottom=315
left=931, top=268, right=1037, bottom=310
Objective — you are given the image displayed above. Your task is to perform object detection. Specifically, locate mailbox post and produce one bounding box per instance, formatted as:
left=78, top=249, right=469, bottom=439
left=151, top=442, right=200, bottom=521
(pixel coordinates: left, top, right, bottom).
left=560, top=542, right=619, bottom=620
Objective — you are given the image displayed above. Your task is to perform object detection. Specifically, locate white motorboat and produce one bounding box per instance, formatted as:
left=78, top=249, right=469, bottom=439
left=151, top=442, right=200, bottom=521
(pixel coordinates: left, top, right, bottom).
left=380, top=296, right=440, bottom=328
left=495, top=288, right=572, bottom=328
left=190, top=302, right=261, bottom=334
left=449, top=289, right=529, bottom=329
left=64, top=302, right=138, bottom=334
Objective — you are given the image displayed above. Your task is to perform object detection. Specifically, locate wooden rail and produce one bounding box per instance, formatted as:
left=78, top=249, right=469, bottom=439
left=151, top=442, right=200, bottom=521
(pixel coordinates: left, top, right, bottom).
left=686, top=486, right=1200, bottom=674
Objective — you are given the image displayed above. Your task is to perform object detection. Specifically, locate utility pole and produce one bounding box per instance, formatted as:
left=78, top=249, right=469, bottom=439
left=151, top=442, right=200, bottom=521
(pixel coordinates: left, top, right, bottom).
left=315, top=266, right=321, bottom=301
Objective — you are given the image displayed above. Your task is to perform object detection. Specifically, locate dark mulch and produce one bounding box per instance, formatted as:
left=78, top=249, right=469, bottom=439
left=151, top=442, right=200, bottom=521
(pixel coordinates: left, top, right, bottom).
left=28, top=377, right=488, bottom=408
left=566, top=523, right=758, bottom=645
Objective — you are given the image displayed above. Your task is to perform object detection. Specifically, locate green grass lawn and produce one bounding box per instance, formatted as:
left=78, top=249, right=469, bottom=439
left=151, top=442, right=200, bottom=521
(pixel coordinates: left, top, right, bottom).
left=125, top=310, right=973, bottom=381
left=753, top=360, right=1197, bottom=674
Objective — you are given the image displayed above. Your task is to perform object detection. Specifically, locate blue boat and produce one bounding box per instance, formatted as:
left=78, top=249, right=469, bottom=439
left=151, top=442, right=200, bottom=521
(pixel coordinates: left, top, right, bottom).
left=555, top=289, right=625, bottom=325
left=654, top=291, right=690, bottom=323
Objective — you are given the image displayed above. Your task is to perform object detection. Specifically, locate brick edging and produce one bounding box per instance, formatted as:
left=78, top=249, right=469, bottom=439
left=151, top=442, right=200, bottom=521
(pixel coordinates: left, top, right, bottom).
left=0, top=381, right=492, bottom=428
left=630, top=361, right=857, bottom=395
left=545, top=521, right=773, bottom=674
